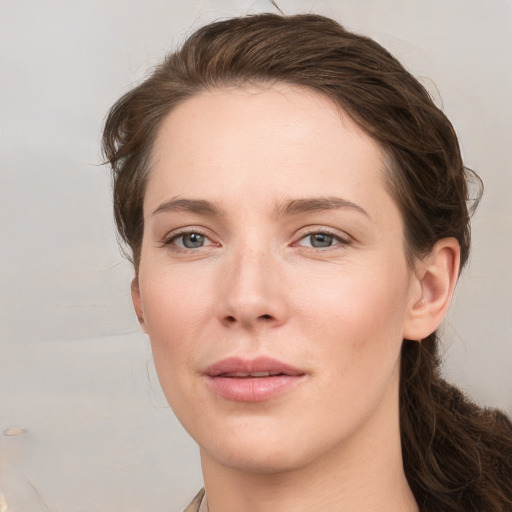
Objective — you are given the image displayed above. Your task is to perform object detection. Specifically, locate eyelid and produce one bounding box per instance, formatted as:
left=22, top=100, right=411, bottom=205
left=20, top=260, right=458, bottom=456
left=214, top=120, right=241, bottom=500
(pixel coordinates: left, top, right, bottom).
left=161, top=226, right=220, bottom=252
left=292, top=226, right=352, bottom=248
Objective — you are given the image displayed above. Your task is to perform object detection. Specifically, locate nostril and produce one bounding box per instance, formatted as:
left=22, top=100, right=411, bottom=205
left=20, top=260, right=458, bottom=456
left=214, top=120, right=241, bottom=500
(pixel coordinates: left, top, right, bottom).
left=224, top=314, right=273, bottom=324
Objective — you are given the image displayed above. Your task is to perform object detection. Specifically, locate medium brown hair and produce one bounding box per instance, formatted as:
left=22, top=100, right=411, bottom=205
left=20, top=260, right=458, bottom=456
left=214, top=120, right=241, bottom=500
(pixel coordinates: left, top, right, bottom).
left=103, top=13, right=512, bottom=511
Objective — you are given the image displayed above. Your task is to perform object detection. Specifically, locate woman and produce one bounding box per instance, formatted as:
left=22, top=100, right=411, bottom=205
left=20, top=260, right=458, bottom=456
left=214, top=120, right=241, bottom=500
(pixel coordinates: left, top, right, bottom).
left=102, top=13, right=512, bottom=512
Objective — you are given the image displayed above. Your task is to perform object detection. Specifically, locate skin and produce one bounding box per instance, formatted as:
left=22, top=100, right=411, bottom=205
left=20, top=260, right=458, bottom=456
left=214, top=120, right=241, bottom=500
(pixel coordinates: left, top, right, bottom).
left=132, top=84, right=460, bottom=511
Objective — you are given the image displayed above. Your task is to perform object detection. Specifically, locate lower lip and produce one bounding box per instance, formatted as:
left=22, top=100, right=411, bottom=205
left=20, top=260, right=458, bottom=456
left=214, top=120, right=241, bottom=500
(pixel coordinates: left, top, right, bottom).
left=206, top=375, right=304, bottom=402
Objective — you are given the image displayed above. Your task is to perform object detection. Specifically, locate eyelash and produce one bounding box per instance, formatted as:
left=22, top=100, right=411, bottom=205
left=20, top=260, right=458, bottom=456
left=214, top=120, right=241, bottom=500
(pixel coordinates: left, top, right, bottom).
left=161, top=227, right=351, bottom=254
left=293, top=228, right=351, bottom=251
left=162, top=228, right=217, bottom=253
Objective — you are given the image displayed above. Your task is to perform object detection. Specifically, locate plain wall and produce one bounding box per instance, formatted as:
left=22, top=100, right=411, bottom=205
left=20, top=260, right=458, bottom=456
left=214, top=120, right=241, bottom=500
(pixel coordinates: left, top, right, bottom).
left=1, top=1, right=510, bottom=510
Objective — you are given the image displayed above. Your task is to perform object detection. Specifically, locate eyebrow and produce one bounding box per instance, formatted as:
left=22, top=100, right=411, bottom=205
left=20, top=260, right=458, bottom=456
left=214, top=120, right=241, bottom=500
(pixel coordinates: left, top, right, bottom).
left=275, top=197, right=369, bottom=218
left=151, top=196, right=368, bottom=219
left=152, top=197, right=224, bottom=217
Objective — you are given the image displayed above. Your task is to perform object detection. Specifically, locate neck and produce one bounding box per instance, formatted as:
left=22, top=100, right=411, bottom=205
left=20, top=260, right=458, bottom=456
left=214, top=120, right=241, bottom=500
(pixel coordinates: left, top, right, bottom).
left=201, top=450, right=417, bottom=512
left=200, top=377, right=418, bottom=512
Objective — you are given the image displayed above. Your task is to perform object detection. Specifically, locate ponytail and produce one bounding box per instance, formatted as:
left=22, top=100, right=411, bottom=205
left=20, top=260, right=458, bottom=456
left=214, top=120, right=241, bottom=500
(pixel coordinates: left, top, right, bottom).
left=400, top=336, right=512, bottom=511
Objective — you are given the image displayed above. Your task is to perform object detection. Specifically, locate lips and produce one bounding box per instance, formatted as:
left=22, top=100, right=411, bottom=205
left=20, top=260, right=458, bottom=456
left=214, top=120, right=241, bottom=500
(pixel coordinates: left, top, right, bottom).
left=217, top=371, right=284, bottom=378
left=204, top=356, right=306, bottom=402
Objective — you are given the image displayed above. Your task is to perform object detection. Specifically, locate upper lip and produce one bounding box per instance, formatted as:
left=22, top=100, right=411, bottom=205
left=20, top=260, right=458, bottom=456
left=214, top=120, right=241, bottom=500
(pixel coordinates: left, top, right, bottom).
left=204, top=356, right=305, bottom=377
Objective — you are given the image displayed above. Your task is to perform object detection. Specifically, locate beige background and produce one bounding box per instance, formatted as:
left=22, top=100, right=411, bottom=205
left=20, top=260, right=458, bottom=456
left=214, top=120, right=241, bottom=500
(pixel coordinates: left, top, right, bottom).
left=1, top=0, right=510, bottom=510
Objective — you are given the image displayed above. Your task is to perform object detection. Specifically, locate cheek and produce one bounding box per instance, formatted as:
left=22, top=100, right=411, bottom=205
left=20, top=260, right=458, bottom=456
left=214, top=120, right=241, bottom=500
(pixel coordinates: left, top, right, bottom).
left=140, top=270, right=213, bottom=373
left=293, top=269, right=409, bottom=429
left=295, top=262, right=410, bottom=371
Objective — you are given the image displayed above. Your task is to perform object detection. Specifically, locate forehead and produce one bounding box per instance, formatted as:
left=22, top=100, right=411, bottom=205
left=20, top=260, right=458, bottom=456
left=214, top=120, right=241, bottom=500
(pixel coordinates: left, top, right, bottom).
left=152, top=83, right=378, bottom=160
left=146, top=83, right=392, bottom=218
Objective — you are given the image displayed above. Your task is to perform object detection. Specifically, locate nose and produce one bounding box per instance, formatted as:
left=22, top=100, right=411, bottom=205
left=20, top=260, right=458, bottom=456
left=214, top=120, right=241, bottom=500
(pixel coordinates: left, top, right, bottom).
left=217, top=245, right=288, bottom=329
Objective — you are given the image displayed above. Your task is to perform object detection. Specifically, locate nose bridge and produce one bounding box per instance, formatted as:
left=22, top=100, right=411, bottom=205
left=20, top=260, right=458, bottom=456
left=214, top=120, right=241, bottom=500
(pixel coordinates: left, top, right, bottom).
left=219, top=239, right=285, bottom=327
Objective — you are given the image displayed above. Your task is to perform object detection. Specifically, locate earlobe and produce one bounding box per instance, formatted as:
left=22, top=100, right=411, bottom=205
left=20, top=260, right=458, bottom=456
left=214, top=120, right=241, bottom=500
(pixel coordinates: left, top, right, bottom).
left=131, top=277, right=147, bottom=332
left=403, top=238, right=461, bottom=341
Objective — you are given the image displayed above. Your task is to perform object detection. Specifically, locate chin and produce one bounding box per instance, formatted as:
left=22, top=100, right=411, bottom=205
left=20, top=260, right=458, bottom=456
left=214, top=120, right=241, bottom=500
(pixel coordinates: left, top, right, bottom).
left=201, top=439, right=312, bottom=475
left=192, top=413, right=339, bottom=475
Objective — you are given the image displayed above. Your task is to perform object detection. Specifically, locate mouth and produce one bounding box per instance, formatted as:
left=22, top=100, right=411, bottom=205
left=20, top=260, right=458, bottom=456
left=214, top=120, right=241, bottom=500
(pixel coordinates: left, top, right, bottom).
left=204, top=356, right=306, bottom=402
left=217, top=371, right=290, bottom=378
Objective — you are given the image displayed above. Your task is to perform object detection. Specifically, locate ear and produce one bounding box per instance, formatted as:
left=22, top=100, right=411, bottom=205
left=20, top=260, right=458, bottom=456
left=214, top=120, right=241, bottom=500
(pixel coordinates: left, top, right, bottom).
left=131, top=277, right=147, bottom=333
left=403, top=237, right=461, bottom=341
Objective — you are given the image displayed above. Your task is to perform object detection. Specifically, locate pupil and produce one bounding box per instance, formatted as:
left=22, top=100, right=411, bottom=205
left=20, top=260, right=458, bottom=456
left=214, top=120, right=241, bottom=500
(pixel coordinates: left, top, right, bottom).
left=311, top=233, right=333, bottom=248
left=183, top=233, right=204, bottom=248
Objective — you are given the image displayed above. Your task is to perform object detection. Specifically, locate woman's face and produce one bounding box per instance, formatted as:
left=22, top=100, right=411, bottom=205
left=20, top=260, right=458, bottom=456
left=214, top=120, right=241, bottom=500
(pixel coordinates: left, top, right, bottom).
left=134, top=84, right=421, bottom=474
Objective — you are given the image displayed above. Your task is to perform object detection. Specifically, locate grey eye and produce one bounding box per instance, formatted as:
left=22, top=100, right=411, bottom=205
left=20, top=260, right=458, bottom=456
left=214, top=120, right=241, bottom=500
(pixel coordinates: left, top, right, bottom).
left=309, top=233, right=334, bottom=248
left=181, top=233, right=206, bottom=248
